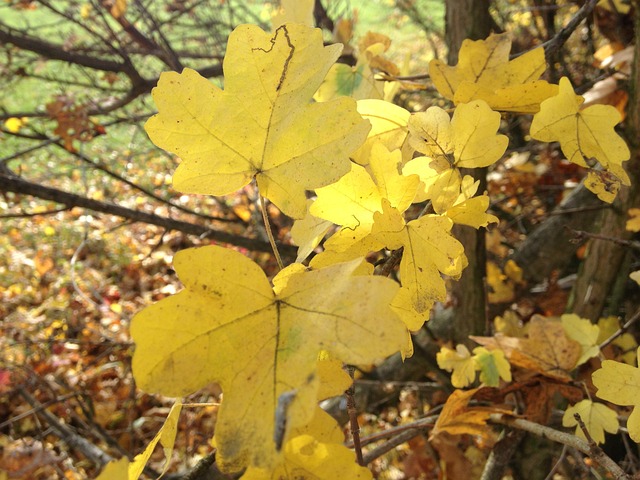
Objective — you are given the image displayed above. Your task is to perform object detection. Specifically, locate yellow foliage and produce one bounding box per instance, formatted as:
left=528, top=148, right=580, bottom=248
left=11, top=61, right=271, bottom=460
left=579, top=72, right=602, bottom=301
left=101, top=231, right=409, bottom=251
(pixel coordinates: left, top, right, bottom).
left=593, top=348, right=640, bottom=441
left=530, top=77, right=630, bottom=202
left=408, top=100, right=508, bottom=212
left=437, top=344, right=476, bottom=388
left=562, top=400, right=619, bottom=445
left=627, top=208, right=640, bottom=232
left=561, top=314, right=600, bottom=366
left=372, top=200, right=466, bottom=313
left=96, top=401, right=182, bottom=480
left=429, top=33, right=556, bottom=113
left=145, top=24, right=369, bottom=219
left=131, top=246, right=406, bottom=471
left=353, top=99, right=412, bottom=165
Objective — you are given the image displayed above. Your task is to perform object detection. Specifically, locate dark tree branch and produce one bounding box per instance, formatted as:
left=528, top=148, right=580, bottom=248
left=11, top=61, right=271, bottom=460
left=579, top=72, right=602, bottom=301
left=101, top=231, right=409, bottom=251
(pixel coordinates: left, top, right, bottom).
left=0, top=23, right=143, bottom=81
left=0, top=172, right=297, bottom=257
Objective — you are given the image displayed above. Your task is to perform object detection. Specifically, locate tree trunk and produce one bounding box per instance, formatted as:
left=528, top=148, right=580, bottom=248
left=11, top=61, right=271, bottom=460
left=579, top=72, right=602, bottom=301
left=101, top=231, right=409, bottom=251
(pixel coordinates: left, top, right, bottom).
left=444, top=0, right=493, bottom=345
left=569, top=9, right=640, bottom=320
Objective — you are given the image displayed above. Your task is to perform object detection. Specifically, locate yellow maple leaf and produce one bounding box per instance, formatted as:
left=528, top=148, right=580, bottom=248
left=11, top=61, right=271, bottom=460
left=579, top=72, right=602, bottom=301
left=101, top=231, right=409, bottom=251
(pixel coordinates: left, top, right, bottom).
left=472, top=346, right=511, bottom=387
left=429, top=33, right=557, bottom=113
left=445, top=176, right=498, bottom=228
left=562, top=399, right=619, bottom=445
left=597, top=316, right=637, bottom=365
left=627, top=208, right=640, bottom=232
left=353, top=99, right=412, bottom=165
left=371, top=200, right=466, bottom=313
left=530, top=77, right=631, bottom=202
left=131, top=246, right=407, bottom=471
left=145, top=24, right=370, bottom=219
left=408, top=100, right=508, bottom=212
left=494, top=311, right=526, bottom=337
left=632, top=271, right=640, bottom=287
left=310, top=143, right=419, bottom=249
left=561, top=314, right=600, bottom=366
left=437, top=344, right=477, bottom=388
left=96, top=400, right=182, bottom=480
left=592, top=348, right=640, bottom=441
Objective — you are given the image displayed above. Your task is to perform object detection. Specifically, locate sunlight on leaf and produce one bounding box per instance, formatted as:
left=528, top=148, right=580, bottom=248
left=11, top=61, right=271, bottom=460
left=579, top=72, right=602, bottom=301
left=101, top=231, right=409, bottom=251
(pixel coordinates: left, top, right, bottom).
left=408, top=101, right=508, bottom=213
left=429, top=33, right=556, bottom=112
left=145, top=24, right=370, bottom=218
left=353, top=99, right=412, bottom=165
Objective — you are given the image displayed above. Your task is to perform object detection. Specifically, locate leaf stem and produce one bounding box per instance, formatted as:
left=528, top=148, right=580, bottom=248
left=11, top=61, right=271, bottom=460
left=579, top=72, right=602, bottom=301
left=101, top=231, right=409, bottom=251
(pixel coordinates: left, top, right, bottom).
left=258, top=196, right=284, bottom=270
left=344, top=365, right=364, bottom=466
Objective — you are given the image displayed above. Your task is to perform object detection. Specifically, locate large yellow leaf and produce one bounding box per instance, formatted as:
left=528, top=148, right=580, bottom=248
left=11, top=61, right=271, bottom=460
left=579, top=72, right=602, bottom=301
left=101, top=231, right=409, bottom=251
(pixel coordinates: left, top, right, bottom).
left=530, top=77, right=630, bottom=201
left=562, top=400, right=619, bottom=445
left=145, top=24, right=370, bottom=219
left=131, top=246, right=406, bottom=471
left=429, top=33, right=556, bottom=113
left=593, top=348, right=640, bottom=441
left=371, top=200, right=466, bottom=313
left=311, top=143, right=419, bottom=230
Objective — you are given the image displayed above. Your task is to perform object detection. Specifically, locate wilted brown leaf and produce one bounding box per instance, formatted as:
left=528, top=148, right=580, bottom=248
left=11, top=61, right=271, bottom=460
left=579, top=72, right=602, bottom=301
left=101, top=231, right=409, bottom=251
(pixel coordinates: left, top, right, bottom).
left=471, top=315, right=581, bottom=380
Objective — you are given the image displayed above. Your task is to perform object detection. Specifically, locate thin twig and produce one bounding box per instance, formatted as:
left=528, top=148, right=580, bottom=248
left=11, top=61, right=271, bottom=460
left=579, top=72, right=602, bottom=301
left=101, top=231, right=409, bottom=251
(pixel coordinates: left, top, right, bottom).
left=574, top=413, right=630, bottom=479
left=490, top=414, right=629, bottom=479
left=362, top=428, right=421, bottom=465
left=599, top=308, right=640, bottom=350
left=344, top=365, right=364, bottom=466
left=567, top=228, right=640, bottom=252
left=258, top=196, right=283, bottom=270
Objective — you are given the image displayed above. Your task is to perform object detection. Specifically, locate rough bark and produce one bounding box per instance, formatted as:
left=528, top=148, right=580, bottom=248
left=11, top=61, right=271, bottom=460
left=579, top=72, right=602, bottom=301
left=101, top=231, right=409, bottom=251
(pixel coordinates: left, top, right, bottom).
left=510, top=184, right=610, bottom=285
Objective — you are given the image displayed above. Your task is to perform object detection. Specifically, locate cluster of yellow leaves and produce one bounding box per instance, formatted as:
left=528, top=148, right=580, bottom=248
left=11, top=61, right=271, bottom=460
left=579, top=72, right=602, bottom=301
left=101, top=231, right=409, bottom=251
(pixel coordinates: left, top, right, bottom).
left=429, top=33, right=557, bottom=113
left=136, top=17, right=636, bottom=477
left=430, top=33, right=630, bottom=204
